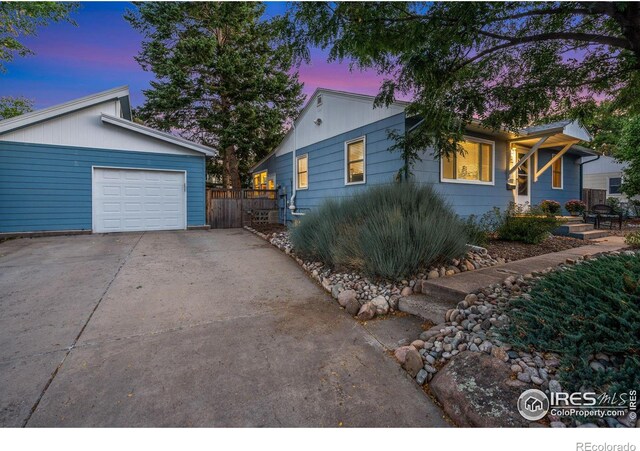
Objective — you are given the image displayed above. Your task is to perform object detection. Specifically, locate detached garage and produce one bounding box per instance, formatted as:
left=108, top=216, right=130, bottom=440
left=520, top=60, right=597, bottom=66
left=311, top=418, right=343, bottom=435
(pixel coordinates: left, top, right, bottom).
left=0, top=86, right=214, bottom=235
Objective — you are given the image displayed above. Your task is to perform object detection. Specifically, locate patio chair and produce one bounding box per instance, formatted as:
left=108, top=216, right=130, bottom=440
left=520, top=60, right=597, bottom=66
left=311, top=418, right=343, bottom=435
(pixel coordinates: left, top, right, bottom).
left=585, top=204, right=623, bottom=230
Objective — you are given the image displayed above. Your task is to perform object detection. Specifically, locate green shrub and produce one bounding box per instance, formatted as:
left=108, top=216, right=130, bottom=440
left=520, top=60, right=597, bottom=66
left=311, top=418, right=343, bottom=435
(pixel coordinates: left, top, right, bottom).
left=496, top=206, right=563, bottom=244
left=289, top=183, right=469, bottom=279
left=606, top=196, right=624, bottom=215
left=625, top=230, right=640, bottom=248
left=464, top=207, right=504, bottom=246
left=539, top=199, right=561, bottom=215
left=503, top=254, right=640, bottom=396
left=628, top=199, right=640, bottom=217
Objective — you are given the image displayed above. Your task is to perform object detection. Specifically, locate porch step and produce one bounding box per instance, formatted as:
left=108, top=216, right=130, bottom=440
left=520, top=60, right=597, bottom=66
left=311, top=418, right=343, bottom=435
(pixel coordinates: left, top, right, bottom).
left=554, top=221, right=611, bottom=239
left=559, top=216, right=584, bottom=224
left=569, top=229, right=611, bottom=240
left=556, top=223, right=595, bottom=234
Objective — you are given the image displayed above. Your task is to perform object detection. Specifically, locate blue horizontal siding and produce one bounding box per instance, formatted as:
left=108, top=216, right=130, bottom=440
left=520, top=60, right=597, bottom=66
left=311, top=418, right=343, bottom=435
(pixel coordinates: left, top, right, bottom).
left=531, top=151, right=582, bottom=214
left=413, top=134, right=583, bottom=217
left=252, top=112, right=583, bottom=220
left=288, top=113, right=405, bottom=221
left=0, top=141, right=206, bottom=233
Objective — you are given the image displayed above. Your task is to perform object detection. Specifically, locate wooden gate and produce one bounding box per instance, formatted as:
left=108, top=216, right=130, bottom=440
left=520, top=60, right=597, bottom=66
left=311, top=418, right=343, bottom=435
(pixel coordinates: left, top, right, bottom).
left=582, top=188, right=607, bottom=210
left=206, top=189, right=278, bottom=228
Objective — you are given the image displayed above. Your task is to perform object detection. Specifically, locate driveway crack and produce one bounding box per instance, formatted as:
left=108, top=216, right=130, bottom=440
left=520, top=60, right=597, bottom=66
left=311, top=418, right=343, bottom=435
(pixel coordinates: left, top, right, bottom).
left=21, top=232, right=144, bottom=427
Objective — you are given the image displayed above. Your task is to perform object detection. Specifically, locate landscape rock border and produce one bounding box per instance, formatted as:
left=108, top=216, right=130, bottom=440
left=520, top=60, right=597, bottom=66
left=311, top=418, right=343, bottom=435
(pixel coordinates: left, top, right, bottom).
left=395, top=248, right=640, bottom=428
left=245, top=226, right=501, bottom=319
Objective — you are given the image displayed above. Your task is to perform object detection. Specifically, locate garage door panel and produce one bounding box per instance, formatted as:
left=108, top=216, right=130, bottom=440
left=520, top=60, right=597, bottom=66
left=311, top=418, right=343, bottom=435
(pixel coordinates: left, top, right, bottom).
left=93, top=168, right=185, bottom=233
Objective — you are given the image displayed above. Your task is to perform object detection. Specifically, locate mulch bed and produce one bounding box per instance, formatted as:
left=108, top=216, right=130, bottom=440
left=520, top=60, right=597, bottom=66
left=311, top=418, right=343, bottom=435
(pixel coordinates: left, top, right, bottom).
left=249, top=223, right=287, bottom=234
left=484, top=236, right=593, bottom=262
left=593, top=219, right=640, bottom=237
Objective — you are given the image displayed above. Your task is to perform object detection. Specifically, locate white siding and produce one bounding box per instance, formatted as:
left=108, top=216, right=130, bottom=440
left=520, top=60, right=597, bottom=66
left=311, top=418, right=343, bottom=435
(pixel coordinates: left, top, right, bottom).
left=0, top=100, right=202, bottom=157
left=582, top=156, right=627, bottom=174
left=275, top=90, right=405, bottom=157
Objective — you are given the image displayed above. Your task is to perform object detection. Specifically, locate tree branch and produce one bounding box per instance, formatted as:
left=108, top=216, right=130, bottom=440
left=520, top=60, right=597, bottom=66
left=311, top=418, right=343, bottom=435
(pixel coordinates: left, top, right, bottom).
left=460, top=31, right=631, bottom=69
left=488, top=7, right=599, bottom=22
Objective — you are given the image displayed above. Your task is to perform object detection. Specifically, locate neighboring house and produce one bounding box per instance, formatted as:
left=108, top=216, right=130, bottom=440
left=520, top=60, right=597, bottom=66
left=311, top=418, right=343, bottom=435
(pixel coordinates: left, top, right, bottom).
left=251, top=88, right=597, bottom=222
left=582, top=155, right=637, bottom=202
left=0, top=86, right=215, bottom=235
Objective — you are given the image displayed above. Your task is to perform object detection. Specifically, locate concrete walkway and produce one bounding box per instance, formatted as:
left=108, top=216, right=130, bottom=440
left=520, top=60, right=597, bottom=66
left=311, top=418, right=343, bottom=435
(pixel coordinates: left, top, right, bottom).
left=401, top=236, right=627, bottom=322
left=0, top=230, right=446, bottom=427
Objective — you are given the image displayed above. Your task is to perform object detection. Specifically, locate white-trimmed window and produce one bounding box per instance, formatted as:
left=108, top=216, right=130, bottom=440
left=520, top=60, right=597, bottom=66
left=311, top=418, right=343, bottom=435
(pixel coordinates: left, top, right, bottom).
left=441, top=137, right=494, bottom=185
left=253, top=170, right=267, bottom=189
left=551, top=154, right=563, bottom=189
left=296, top=154, right=308, bottom=189
left=345, top=137, right=366, bottom=185
left=609, top=177, right=622, bottom=195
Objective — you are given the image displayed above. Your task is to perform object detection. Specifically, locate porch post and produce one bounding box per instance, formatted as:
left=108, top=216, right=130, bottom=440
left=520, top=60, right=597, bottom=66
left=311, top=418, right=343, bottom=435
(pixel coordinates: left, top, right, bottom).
left=533, top=141, right=576, bottom=182
left=507, top=135, right=549, bottom=177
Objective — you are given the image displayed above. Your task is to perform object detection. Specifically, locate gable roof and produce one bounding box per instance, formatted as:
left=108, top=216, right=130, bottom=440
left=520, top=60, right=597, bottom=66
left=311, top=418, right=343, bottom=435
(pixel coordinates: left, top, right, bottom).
left=0, top=86, right=215, bottom=157
left=0, top=86, right=131, bottom=135
left=250, top=88, right=408, bottom=171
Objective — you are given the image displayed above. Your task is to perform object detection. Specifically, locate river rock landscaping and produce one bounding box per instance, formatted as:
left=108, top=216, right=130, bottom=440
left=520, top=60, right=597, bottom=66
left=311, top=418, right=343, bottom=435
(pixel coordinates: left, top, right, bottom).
left=395, top=249, right=640, bottom=428
left=246, top=227, right=501, bottom=316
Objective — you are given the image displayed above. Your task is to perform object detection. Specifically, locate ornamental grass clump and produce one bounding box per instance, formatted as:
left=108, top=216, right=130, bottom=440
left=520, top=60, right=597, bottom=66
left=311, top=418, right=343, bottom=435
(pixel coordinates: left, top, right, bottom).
left=503, top=255, right=640, bottom=396
left=289, top=183, right=469, bottom=279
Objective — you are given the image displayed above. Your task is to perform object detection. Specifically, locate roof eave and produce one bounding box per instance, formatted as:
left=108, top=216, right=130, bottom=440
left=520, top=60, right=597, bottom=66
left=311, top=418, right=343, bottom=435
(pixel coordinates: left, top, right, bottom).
left=100, top=114, right=216, bottom=156
left=0, top=85, right=132, bottom=135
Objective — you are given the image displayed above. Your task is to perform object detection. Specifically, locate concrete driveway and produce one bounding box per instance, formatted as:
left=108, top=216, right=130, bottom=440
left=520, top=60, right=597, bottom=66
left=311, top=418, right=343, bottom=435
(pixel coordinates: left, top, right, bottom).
left=0, top=230, right=446, bottom=427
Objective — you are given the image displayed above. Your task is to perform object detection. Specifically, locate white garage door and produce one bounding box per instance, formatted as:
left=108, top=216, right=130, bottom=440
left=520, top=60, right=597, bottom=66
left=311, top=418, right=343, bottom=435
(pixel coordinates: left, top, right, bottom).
left=92, top=168, right=186, bottom=233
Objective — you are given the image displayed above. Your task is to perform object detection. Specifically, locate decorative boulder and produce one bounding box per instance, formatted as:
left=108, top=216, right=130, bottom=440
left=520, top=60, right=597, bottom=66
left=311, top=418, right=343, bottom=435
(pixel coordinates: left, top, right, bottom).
left=402, top=348, right=423, bottom=377
left=394, top=346, right=414, bottom=364
left=345, top=297, right=361, bottom=316
left=356, top=302, right=376, bottom=321
left=370, top=295, right=389, bottom=315
left=337, top=289, right=357, bottom=307
left=430, top=351, right=529, bottom=427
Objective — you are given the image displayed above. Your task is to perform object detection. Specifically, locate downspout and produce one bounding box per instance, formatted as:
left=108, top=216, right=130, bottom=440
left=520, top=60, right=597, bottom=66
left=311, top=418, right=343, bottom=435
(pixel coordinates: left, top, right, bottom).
left=578, top=154, right=601, bottom=199
left=288, top=122, right=305, bottom=216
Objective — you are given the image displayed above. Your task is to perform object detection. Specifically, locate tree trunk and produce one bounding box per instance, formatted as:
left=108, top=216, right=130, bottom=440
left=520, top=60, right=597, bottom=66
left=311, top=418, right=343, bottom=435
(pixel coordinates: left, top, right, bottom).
left=222, top=144, right=241, bottom=189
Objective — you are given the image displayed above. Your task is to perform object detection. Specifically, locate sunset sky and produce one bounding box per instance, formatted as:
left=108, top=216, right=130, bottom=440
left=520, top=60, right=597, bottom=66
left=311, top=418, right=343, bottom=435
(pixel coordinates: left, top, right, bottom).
left=1, top=2, right=388, bottom=109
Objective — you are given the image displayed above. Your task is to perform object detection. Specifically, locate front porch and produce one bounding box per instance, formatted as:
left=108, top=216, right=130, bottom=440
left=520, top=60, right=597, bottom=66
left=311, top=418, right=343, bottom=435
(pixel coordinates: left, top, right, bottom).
left=506, top=119, right=598, bottom=213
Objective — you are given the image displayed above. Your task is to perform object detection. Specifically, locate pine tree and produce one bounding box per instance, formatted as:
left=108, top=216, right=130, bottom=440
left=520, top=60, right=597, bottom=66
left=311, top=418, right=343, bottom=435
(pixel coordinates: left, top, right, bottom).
left=126, top=2, right=304, bottom=188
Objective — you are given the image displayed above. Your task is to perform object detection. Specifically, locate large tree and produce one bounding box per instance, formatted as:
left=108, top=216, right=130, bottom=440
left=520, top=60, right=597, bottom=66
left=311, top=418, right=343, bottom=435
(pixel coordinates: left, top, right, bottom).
left=0, top=1, right=77, bottom=72
left=613, top=115, right=640, bottom=197
left=126, top=2, right=304, bottom=188
left=0, top=2, right=76, bottom=120
left=287, top=2, right=640, bottom=176
left=0, top=96, right=33, bottom=120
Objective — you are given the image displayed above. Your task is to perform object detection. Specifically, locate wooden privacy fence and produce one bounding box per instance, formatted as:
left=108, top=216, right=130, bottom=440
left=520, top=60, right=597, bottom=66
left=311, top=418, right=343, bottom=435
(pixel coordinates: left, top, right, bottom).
left=582, top=188, right=607, bottom=210
left=206, top=189, right=278, bottom=228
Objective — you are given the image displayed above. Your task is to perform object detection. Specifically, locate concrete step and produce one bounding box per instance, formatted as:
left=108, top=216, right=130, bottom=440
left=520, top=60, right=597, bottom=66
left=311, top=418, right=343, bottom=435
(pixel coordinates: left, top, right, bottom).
left=555, top=223, right=594, bottom=234
left=568, top=229, right=611, bottom=240
left=398, top=295, right=457, bottom=323
left=559, top=216, right=585, bottom=224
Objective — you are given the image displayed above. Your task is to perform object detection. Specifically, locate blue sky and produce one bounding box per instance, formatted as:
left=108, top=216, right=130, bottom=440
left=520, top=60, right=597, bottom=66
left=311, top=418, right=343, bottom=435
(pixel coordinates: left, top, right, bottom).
left=1, top=2, right=386, bottom=109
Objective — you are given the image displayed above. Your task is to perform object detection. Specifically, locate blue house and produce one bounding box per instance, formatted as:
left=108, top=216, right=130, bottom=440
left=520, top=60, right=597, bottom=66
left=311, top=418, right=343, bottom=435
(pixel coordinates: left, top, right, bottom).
left=0, top=86, right=214, bottom=235
left=251, top=89, right=597, bottom=221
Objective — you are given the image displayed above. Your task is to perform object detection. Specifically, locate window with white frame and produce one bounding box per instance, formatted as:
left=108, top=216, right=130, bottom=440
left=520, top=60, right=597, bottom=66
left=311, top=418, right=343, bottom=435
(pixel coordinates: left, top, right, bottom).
left=441, top=138, right=494, bottom=184
left=296, top=154, right=308, bottom=189
left=609, top=177, right=622, bottom=195
left=345, top=137, right=365, bottom=184
left=552, top=154, right=563, bottom=189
